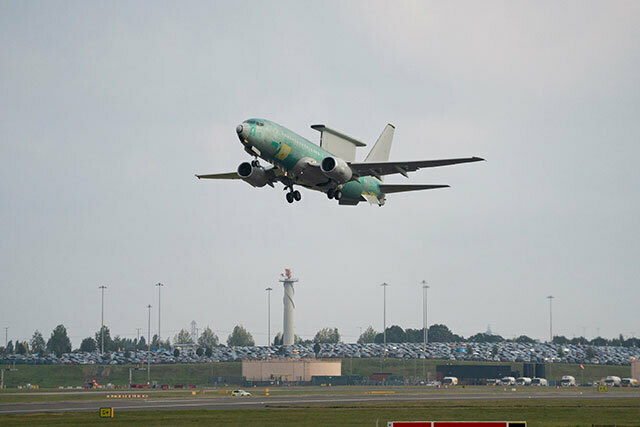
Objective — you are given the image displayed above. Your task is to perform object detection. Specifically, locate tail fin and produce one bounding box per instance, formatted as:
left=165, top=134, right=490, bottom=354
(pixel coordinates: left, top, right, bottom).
left=364, top=124, right=395, bottom=162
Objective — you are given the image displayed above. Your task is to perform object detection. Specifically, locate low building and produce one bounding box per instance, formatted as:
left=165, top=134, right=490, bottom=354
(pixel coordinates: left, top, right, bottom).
left=242, top=359, right=341, bottom=382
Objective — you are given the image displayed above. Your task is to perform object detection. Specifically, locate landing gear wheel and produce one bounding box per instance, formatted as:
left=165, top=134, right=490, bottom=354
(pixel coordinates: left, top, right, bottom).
left=251, top=159, right=260, bottom=167
left=293, top=190, right=301, bottom=201
left=334, top=190, right=343, bottom=200
left=327, top=189, right=335, bottom=199
left=286, top=192, right=294, bottom=203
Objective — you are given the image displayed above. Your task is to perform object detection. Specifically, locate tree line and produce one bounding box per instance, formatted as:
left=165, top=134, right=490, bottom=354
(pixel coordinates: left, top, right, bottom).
left=0, top=324, right=260, bottom=357
left=355, top=324, right=640, bottom=347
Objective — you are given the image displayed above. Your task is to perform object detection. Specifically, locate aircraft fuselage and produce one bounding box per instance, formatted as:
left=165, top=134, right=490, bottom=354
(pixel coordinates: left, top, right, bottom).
left=237, top=118, right=383, bottom=203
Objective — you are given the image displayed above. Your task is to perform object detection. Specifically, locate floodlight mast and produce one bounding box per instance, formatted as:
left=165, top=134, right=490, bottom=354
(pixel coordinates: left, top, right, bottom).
left=547, top=295, right=555, bottom=342
left=381, top=283, right=389, bottom=345
left=155, top=283, right=164, bottom=346
left=279, top=269, right=298, bottom=346
left=265, top=287, right=273, bottom=346
left=422, top=280, right=430, bottom=352
left=147, top=304, right=152, bottom=383
left=99, top=285, right=107, bottom=354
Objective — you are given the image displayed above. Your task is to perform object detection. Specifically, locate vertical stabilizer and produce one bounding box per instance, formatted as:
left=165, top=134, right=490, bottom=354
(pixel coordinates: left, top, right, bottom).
left=364, top=124, right=395, bottom=162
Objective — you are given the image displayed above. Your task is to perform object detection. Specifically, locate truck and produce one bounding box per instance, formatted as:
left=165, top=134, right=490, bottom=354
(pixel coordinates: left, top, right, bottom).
left=604, top=376, right=621, bottom=387
left=561, top=375, right=576, bottom=387
left=442, top=376, right=458, bottom=386
left=516, top=377, right=532, bottom=386
left=531, top=377, right=548, bottom=386
left=621, top=378, right=638, bottom=387
left=501, top=376, right=516, bottom=386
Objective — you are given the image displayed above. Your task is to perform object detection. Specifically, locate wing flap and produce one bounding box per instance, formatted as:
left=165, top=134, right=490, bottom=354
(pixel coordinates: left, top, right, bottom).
left=379, top=184, right=449, bottom=194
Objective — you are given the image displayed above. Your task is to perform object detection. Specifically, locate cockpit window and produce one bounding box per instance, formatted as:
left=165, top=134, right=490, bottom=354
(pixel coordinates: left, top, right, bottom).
left=246, top=120, right=264, bottom=126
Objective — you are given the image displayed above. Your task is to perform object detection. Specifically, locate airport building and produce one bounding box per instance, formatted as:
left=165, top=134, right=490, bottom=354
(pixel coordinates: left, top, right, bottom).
left=242, top=359, right=341, bottom=382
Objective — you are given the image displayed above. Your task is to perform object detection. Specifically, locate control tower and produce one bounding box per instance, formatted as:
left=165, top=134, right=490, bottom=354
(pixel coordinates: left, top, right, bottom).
left=279, top=269, right=298, bottom=346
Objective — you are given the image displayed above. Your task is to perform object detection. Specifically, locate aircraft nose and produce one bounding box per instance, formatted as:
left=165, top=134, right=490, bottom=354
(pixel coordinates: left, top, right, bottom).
left=236, top=124, right=247, bottom=143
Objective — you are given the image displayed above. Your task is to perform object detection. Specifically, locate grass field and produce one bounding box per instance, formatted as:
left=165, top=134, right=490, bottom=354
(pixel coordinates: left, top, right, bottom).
left=0, top=398, right=638, bottom=426
left=0, top=362, right=240, bottom=388
left=0, top=359, right=631, bottom=388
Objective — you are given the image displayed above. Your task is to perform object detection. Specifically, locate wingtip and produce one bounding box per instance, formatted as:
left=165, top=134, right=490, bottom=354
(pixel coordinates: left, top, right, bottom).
left=474, top=156, right=486, bottom=162
left=195, top=174, right=201, bottom=179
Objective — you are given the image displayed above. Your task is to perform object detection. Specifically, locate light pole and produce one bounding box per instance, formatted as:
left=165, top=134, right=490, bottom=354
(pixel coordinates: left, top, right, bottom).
left=99, top=285, right=107, bottom=354
left=265, top=287, right=273, bottom=346
left=155, top=283, right=164, bottom=347
left=381, top=283, right=389, bottom=345
left=147, top=304, right=152, bottom=384
left=380, top=282, right=389, bottom=372
left=547, top=295, right=554, bottom=342
left=422, top=280, right=430, bottom=380
left=422, top=280, right=430, bottom=352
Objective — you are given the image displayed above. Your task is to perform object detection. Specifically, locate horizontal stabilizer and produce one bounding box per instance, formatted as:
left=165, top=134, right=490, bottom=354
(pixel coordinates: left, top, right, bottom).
left=379, top=184, right=449, bottom=194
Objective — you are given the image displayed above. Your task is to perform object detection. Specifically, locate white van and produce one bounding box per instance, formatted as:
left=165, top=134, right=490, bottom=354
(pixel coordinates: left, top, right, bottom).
left=516, top=377, right=532, bottom=386
left=561, top=375, right=576, bottom=386
left=531, top=377, right=548, bottom=386
left=442, top=376, right=458, bottom=386
left=621, top=378, right=638, bottom=387
left=501, top=376, right=516, bottom=386
left=604, top=376, right=621, bottom=387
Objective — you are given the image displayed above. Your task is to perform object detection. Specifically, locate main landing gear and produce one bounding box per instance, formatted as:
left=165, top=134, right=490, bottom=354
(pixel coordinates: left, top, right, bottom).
left=326, top=188, right=342, bottom=200
left=285, top=187, right=301, bottom=204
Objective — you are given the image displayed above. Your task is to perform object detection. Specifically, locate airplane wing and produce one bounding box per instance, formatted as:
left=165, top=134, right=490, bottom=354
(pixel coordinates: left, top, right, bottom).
left=195, top=167, right=285, bottom=188
left=379, top=184, right=449, bottom=194
left=348, top=157, right=484, bottom=179
left=195, top=172, right=241, bottom=179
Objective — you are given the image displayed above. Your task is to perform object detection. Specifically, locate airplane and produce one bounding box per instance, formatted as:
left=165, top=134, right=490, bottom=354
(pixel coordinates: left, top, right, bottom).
left=196, top=118, right=484, bottom=206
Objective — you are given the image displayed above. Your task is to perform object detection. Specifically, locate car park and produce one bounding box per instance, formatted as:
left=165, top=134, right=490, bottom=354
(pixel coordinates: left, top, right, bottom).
left=2, top=341, right=639, bottom=367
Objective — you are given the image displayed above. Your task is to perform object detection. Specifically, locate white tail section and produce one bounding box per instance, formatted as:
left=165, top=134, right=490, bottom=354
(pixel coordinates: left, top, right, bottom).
left=365, top=124, right=395, bottom=162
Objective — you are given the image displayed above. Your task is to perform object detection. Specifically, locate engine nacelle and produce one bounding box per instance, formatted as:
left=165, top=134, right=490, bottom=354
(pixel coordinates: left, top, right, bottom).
left=237, top=162, right=268, bottom=187
left=320, top=156, right=352, bottom=183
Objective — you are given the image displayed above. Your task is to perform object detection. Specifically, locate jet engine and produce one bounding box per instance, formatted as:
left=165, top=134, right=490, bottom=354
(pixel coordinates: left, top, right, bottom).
left=237, top=162, right=268, bottom=187
left=320, top=156, right=353, bottom=183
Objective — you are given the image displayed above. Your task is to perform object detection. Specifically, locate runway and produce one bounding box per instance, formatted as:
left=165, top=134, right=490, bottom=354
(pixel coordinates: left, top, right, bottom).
left=1, top=391, right=638, bottom=415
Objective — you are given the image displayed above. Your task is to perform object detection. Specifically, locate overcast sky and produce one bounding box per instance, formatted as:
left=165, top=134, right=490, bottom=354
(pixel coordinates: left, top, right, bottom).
left=1, top=1, right=639, bottom=347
